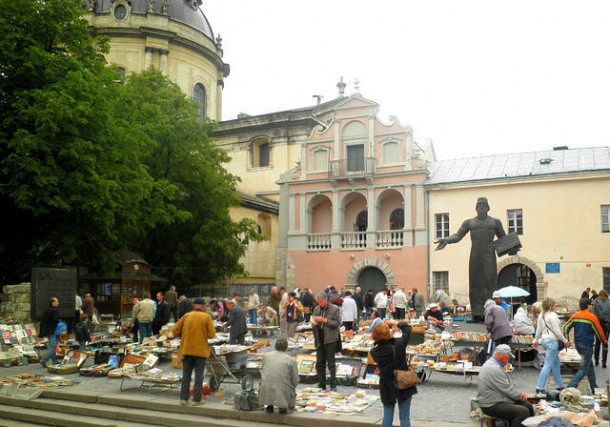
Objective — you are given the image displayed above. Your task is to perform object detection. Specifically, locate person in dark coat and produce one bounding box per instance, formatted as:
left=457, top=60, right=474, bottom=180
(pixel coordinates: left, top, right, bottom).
left=300, top=288, right=314, bottom=323
left=312, top=292, right=341, bottom=391
left=40, top=297, right=60, bottom=367
left=153, top=291, right=171, bottom=335
left=74, top=314, right=91, bottom=350
left=178, top=295, right=194, bottom=319
left=225, top=299, right=247, bottom=345
left=364, top=289, right=375, bottom=320
left=370, top=320, right=417, bottom=427
left=352, top=286, right=364, bottom=322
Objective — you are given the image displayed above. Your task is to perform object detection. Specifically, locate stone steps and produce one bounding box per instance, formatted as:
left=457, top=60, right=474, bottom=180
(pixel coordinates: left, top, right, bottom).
left=0, top=389, right=479, bottom=427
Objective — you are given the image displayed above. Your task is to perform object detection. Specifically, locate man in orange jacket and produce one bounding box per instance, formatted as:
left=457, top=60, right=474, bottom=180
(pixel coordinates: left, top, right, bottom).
left=172, top=297, right=215, bottom=406
left=564, top=298, right=608, bottom=391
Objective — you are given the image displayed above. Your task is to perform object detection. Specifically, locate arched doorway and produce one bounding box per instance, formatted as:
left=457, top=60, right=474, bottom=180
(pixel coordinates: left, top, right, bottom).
left=498, top=263, right=537, bottom=305
left=358, top=267, right=387, bottom=294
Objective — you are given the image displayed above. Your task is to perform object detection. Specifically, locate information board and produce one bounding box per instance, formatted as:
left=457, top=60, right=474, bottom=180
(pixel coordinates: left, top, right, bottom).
left=31, top=267, right=77, bottom=320
left=545, top=263, right=560, bottom=274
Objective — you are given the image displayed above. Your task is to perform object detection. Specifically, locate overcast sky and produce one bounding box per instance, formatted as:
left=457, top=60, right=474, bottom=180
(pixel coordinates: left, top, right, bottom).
left=204, top=1, right=610, bottom=160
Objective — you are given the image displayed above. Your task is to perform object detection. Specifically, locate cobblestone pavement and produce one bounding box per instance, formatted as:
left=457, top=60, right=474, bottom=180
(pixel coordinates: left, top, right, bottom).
left=1, top=322, right=608, bottom=426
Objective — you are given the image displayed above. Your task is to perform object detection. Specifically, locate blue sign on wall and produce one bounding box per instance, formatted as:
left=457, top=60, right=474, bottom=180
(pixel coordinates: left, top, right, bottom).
left=546, top=263, right=560, bottom=273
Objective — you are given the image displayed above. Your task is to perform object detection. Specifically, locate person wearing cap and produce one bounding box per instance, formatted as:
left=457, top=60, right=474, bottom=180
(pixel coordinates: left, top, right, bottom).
left=171, top=297, right=215, bottom=406
left=259, top=338, right=298, bottom=414
left=477, top=344, right=534, bottom=427
left=492, top=291, right=510, bottom=313
left=424, top=303, right=444, bottom=331
left=225, top=299, right=247, bottom=345
left=484, top=299, right=513, bottom=349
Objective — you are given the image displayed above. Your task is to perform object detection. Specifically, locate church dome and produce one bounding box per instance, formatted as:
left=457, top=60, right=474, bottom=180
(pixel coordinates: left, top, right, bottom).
left=88, top=0, right=214, bottom=40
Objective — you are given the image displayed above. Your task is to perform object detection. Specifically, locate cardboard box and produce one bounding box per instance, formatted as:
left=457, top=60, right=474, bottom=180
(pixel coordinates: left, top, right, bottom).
left=171, top=353, right=183, bottom=369
left=47, top=350, right=87, bottom=374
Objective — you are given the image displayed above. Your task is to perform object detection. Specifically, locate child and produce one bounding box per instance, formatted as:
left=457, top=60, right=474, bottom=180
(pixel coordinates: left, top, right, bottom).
left=74, top=314, right=91, bottom=350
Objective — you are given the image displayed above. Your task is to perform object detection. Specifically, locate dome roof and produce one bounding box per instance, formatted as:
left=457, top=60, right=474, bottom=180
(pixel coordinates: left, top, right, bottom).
left=90, top=0, right=215, bottom=40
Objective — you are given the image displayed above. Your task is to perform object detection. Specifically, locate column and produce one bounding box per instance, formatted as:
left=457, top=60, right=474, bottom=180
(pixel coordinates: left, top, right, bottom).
left=414, top=184, right=426, bottom=245
left=159, top=49, right=169, bottom=75
left=288, top=194, right=296, bottom=232
left=366, top=186, right=376, bottom=247
left=299, top=193, right=306, bottom=232
left=403, top=185, right=413, bottom=246
left=145, top=46, right=154, bottom=69
left=331, top=189, right=341, bottom=248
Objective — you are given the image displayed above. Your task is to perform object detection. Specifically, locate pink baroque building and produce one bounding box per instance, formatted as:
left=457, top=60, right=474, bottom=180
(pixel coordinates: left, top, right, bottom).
left=276, top=94, right=435, bottom=295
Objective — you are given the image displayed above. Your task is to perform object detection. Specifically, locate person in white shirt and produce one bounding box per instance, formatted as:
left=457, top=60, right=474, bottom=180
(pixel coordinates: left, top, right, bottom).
left=374, top=289, right=388, bottom=319
left=247, top=288, right=260, bottom=326
left=341, top=291, right=358, bottom=331
left=392, top=288, right=408, bottom=319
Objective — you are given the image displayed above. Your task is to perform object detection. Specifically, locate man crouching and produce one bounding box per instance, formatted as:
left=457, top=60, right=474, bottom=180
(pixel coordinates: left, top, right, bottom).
left=259, top=338, right=298, bottom=414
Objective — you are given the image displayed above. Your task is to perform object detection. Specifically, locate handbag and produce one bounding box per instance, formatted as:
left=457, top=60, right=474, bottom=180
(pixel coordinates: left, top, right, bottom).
left=234, top=389, right=260, bottom=411
left=392, top=346, right=420, bottom=389
left=557, top=340, right=565, bottom=351
left=394, top=366, right=420, bottom=389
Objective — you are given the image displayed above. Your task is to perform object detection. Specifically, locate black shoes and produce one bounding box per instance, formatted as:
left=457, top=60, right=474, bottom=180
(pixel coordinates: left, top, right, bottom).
left=536, top=389, right=546, bottom=394
left=330, top=386, right=337, bottom=392
left=278, top=408, right=287, bottom=414
left=265, top=405, right=273, bottom=413
left=40, top=361, right=47, bottom=368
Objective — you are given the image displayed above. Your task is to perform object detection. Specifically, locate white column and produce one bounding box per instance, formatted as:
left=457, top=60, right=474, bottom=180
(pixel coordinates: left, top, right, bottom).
left=300, top=144, right=307, bottom=180
left=331, top=189, right=341, bottom=248
left=145, top=46, right=154, bottom=69
left=288, top=194, right=296, bottom=232
left=368, top=116, right=375, bottom=158
left=414, top=184, right=426, bottom=245
left=366, top=186, right=376, bottom=247
left=403, top=185, right=413, bottom=245
left=299, top=193, right=306, bottom=232
left=159, top=49, right=169, bottom=76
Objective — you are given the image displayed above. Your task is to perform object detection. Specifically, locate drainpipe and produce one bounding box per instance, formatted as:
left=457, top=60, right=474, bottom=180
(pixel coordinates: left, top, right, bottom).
left=426, top=189, right=431, bottom=303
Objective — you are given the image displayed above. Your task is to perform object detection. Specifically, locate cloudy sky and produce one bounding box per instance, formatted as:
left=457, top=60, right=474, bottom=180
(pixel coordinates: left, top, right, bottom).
left=204, top=1, right=610, bottom=160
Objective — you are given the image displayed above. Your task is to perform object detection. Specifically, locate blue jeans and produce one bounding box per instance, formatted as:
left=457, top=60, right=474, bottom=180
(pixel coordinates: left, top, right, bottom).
left=139, top=322, right=152, bottom=342
left=248, top=309, right=258, bottom=325
left=536, top=339, right=563, bottom=390
left=41, top=334, right=57, bottom=365
left=180, top=355, right=207, bottom=402
left=364, top=307, right=373, bottom=321
left=568, top=344, right=597, bottom=391
left=382, top=395, right=412, bottom=427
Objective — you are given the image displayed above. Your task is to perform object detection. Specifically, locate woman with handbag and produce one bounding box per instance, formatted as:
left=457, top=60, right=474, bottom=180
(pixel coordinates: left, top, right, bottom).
left=370, top=319, right=417, bottom=427
left=533, top=297, right=571, bottom=394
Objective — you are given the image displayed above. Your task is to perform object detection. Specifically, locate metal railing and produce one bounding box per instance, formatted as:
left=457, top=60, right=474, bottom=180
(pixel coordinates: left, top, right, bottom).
left=329, top=157, right=375, bottom=178
left=341, top=231, right=367, bottom=249
left=376, top=230, right=404, bottom=248
left=306, top=233, right=332, bottom=251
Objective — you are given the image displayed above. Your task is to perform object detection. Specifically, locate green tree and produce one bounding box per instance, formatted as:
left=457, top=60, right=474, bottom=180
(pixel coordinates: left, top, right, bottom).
left=119, top=70, right=263, bottom=287
left=0, top=0, right=176, bottom=282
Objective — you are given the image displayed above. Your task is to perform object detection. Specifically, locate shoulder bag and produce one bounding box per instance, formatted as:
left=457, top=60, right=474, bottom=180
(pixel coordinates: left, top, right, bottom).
left=541, top=314, right=565, bottom=351
left=392, top=347, right=420, bottom=389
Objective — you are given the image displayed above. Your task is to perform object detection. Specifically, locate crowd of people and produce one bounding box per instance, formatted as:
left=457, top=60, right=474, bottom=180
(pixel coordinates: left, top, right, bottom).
left=36, top=283, right=610, bottom=427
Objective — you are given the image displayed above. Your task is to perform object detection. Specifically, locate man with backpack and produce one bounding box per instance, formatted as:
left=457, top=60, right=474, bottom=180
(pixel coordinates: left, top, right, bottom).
left=40, top=297, right=60, bottom=368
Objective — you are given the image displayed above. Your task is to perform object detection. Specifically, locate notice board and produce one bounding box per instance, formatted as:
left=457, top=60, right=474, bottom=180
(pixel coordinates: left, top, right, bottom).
left=31, top=267, right=77, bottom=320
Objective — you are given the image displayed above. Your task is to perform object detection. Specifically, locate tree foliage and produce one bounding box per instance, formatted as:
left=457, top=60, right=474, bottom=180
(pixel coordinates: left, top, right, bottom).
left=119, top=70, right=263, bottom=286
left=0, top=0, right=261, bottom=286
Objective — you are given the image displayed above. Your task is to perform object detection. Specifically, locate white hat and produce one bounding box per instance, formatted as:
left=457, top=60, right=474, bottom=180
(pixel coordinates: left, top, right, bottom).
left=492, top=291, right=501, bottom=299
left=429, top=303, right=438, bottom=309
left=495, top=344, right=514, bottom=357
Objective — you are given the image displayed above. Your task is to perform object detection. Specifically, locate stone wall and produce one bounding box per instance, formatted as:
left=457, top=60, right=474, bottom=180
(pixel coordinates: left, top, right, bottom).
left=0, top=283, right=31, bottom=322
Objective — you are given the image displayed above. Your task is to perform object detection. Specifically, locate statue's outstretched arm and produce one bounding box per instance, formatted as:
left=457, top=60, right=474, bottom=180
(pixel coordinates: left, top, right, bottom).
left=435, top=220, right=469, bottom=250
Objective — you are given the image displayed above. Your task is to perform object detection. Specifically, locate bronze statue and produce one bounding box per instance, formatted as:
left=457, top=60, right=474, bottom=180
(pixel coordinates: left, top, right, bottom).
left=435, top=197, right=518, bottom=322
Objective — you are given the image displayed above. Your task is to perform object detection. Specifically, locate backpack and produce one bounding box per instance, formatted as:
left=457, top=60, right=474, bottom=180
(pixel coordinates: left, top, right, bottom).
left=55, top=320, right=68, bottom=341
left=233, top=390, right=260, bottom=411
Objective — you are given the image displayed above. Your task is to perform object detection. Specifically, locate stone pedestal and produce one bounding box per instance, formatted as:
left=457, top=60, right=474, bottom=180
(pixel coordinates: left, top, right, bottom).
left=0, top=282, right=32, bottom=322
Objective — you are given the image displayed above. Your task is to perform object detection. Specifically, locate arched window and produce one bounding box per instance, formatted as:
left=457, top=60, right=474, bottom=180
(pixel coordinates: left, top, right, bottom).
left=390, top=209, right=404, bottom=230
left=257, top=213, right=271, bottom=239
left=355, top=210, right=368, bottom=232
left=115, top=67, right=126, bottom=85
left=251, top=138, right=270, bottom=168
left=193, top=83, right=206, bottom=121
